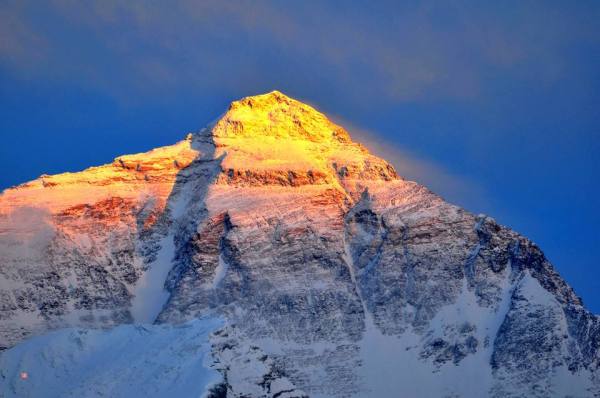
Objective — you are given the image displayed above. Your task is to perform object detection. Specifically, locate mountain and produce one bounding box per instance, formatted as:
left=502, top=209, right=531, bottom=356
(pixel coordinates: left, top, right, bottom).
left=0, top=91, right=598, bottom=397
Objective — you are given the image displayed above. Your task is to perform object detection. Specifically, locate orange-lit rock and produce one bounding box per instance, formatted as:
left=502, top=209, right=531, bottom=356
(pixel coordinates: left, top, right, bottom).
left=212, top=91, right=397, bottom=193
left=0, top=136, right=200, bottom=217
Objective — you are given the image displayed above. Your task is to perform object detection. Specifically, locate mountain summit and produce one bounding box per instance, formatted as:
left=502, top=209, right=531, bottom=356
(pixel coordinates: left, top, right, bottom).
left=210, top=91, right=396, bottom=194
left=215, top=90, right=352, bottom=142
left=0, top=92, right=599, bottom=397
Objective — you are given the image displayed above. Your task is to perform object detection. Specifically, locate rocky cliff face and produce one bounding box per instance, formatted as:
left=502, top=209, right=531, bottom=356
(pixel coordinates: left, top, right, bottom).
left=0, top=91, right=598, bottom=397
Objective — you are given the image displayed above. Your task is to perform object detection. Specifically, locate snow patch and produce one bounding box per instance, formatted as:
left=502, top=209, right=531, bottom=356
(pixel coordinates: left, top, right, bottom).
left=518, top=271, right=558, bottom=307
left=130, top=234, right=174, bottom=323
left=212, top=253, right=229, bottom=289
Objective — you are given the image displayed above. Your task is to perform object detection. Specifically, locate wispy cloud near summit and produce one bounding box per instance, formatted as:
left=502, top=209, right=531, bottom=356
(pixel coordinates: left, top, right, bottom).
left=334, top=117, right=489, bottom=211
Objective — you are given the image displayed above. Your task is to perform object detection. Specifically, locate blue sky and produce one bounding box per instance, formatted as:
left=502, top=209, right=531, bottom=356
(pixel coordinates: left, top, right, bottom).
left=1, top=1, right=599, bottom=311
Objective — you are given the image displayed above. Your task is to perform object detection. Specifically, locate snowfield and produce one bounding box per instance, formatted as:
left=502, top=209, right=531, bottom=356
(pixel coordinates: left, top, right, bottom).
left=0, top=318, right=223, bottom=398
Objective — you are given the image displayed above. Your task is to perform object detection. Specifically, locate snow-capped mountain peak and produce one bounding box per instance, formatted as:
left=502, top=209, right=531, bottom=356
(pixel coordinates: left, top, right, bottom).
left=0, top=92, right=598, bottom=397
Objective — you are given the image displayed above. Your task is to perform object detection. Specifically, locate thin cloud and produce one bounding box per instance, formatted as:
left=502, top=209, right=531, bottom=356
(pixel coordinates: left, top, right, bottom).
left=333, top=116, right=490, bottom=213
left=1, top=1, right=598, bottom=105
left=0, top=207, right=55, bottom=262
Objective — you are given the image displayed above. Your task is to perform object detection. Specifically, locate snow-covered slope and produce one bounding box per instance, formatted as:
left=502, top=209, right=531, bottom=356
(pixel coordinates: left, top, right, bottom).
left=0, top=317, right=223, bottom=398
left=0, top=91, right=599, bottom=397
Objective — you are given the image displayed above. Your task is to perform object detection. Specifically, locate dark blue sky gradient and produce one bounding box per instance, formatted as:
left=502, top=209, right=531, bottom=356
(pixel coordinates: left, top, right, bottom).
left=1, top=1, right=599, bottom=311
